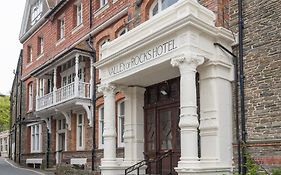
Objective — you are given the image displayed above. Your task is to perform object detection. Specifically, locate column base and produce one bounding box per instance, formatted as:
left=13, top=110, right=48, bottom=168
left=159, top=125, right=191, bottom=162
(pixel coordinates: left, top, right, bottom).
left=100, top=159, right=146, bottom=175
left=176, top=168, right=232, bottom=175
left=175, top=161, right=233, bottom=175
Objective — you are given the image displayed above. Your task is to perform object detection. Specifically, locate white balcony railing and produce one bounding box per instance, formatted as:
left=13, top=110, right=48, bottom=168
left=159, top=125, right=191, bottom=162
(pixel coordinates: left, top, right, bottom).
left=37, top=92, right=54, bottom=110
left=36, top=81, right=91, bottom=111
left=56, top=82, right=75, bottom=103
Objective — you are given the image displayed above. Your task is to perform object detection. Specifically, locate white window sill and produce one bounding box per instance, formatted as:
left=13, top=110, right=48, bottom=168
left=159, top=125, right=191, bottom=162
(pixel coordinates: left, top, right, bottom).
left=30, top=150, right=41, bottom=154
left=56, top=38, right=65, bottom=46
left=76, top=146, right=85, bottom=151
left=94, top=4, right=109, bottom=17
left=113, top=0, right=118, bottom=3
left=71, top=24, right=83, bottom=35
left=37, top=53, right=44, bottom=60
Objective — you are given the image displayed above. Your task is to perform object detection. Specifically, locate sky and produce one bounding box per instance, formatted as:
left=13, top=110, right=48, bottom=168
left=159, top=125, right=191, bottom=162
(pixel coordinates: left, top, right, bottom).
left=0, top=1, right=26, bottom=95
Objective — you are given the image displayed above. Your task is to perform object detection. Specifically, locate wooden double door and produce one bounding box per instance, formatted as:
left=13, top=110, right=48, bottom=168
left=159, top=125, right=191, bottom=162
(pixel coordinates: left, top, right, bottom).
left=144, top=78, right=180, bottom=175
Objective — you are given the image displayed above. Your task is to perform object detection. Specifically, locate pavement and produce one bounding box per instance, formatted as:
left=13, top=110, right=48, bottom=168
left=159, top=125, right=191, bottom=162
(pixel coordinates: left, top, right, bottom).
left=0, top=157, right=55, bottom=175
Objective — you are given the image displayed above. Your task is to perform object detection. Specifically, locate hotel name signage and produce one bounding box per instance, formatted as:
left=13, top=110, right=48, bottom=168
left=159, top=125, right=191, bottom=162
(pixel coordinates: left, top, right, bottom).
left=108, top=39, right=177, bottom=76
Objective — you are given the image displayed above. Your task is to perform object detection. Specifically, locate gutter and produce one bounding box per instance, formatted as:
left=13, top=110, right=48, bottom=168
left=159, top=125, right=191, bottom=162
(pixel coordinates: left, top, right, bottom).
left=13, top=54, right=20, bottom=162
left=88, top=2, right=95, bottom=171
left=86, top=35, right=97, bottom=172
left=89, top=0, right=93, bottom=29
left=18, top=50, right=23, bottom=164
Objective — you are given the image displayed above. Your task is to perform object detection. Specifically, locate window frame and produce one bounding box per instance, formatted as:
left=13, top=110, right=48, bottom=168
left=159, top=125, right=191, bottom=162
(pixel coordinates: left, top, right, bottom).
left=56, top=118, right=67, bottom=152
left=27, top=46, right=33, bottom=63
left=28, top=83, right=33, bottom=111
left=149, top=0, right=179, bottom=18
left=99, top=38, right=110, bottom=59
left=75, top=2, right=83, bottom=26
left=4, top=137, right=8, bottom=152
left=39, top=79, right=44, bottom=96
left=100, top=0, right=108, bottom=8
left=30, top=124, right=42, bottom=153
left=0, top=138, right=2, bottom=152
left=38, top=36, right=44, bottom=56
left=76, top=113, right=84, bottom=150
left=117, top=100, right=125, bottom=147
left=31, top=0, right=43, bottom=25
left=98, top=105, right=105, bottom=149
left=58, top=17, right=65, bottom=40
left=117, top=27, right=128, bottom=38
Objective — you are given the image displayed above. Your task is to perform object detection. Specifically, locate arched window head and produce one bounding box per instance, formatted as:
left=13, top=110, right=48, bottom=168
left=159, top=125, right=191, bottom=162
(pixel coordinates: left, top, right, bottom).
left=117, top=27, right=128, bottom=38
left=149, top=0, right=179, bottom=18
left=99, top=38, right=110, bottom=59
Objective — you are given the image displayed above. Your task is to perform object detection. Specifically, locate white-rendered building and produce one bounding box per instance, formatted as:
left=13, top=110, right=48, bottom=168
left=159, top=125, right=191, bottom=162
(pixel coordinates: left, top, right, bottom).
left=0, top=130, right=9, bottom=158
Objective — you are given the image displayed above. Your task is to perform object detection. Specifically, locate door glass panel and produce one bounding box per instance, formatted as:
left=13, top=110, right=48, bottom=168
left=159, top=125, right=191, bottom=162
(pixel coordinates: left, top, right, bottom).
left=147, top=110, right=156, bottom=151
left=160, top=110, right=172, bottom=150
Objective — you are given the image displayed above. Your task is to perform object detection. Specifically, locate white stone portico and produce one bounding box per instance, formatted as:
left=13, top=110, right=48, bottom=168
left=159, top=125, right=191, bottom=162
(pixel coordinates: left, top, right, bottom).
left=94, top=0, right=234, bottom=174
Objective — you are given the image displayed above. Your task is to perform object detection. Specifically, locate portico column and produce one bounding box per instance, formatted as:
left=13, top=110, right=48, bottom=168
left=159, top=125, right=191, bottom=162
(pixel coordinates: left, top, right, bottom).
left=53, top=67, right=57, bottom=103
left=75, top=54, right=79, bottom=96
left=98, top=84, right=117, bottom=168
left=197, top=61, right=233, bottom=174
left=171, top=55, right=204, bottom=168
left=122, top=86, right=145, bottom=165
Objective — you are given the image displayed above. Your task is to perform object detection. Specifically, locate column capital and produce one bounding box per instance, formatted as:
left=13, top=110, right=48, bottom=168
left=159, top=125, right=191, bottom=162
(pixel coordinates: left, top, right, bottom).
left=171, top=54, right=204, bottom=72
left=98, top=83, right=117, bottom=96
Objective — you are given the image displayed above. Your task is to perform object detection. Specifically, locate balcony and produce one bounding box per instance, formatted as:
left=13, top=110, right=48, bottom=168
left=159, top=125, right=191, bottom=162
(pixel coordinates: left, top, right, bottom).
left=36, top=81, right=91, bottom=111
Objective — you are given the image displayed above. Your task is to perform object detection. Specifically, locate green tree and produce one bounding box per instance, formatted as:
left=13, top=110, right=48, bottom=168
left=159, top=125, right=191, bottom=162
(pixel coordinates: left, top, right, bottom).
left=0, top=96, right=10, bottom=131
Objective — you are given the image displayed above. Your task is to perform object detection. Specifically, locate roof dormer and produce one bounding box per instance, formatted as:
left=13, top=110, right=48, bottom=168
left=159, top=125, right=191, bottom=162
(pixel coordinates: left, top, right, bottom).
left=19, top=0, right=56, bottom=43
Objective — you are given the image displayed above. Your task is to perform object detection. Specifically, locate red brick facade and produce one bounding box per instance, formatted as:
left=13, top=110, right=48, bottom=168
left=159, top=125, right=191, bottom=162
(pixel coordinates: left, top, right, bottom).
left=18, top=0, right=259, bottom=173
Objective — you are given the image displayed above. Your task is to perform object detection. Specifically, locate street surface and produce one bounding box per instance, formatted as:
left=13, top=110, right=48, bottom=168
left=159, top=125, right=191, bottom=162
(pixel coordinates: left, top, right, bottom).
left=0, top=157, right=44, bottom=175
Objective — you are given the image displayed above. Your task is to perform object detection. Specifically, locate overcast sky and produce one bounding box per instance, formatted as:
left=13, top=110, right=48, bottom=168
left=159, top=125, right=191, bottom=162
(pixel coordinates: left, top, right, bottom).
left=0, top=1, right=26, bottom=95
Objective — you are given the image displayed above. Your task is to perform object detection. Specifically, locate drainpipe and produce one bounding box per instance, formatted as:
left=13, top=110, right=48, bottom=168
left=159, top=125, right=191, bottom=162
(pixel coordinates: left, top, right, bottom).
left=18, top=51, right=23, bottom=164
left=238, top=0, right=247, bottom=174
left=46, top=127, right=50, bottom=168
left=86, top=35, right=97, bottom=172
left=9, top=95, right=13, bottom=159
left=214, top=42, right=241, bottom=173
left=14, top=66, right=19, bottom=162
left=89, top=0, right=93, bottom=28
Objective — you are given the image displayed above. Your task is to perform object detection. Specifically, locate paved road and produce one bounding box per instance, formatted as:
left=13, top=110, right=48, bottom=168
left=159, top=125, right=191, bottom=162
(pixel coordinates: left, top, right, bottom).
left=0, top=157, right=44, bottom=175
